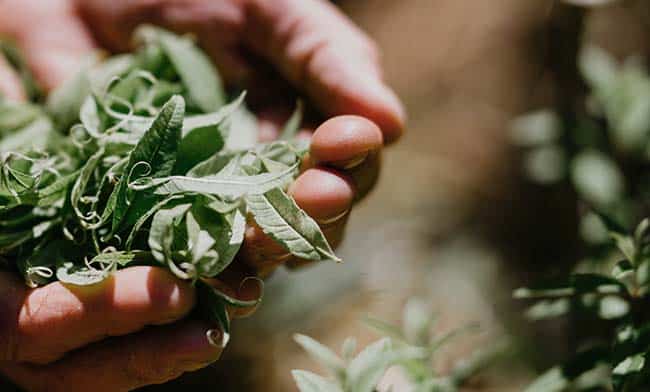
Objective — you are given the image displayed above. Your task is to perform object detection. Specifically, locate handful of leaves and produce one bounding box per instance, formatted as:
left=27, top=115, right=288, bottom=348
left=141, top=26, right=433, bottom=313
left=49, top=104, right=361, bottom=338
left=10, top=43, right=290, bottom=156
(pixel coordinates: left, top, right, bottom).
left=0, top=26, right=339, bottom=338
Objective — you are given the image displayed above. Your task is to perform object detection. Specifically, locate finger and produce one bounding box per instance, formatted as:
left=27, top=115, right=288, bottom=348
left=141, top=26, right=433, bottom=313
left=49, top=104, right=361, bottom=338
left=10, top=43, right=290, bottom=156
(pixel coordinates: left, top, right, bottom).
left=310, top=115, right=383, bottom=168
left=77, top=0, right=254, bottom=85
left=0, top=54, right=26, bottom=101
left=3, top=266, right=195, bottom=364
left=289, top=167, right=354, bottom=223
left=0, top=0, right=96, bottom=91
left=310, top=115, right=382, bottom=200
left=0, top=320, right=222, bottom=392
left=245, top=0, right=405, bottom=143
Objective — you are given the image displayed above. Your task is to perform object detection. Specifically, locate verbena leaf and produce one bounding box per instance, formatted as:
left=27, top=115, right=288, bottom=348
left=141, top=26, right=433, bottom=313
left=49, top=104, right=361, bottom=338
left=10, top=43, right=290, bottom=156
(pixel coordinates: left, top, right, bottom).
left=137, top=163, right=297, bottom=199
left=403, top=297, right=432, bottom=345
left=294, top=334, right=345, bottom=374
left=292, top=370, right=343, bottom=392
left=524, top=367, right=568, bottom=392
left=145, top=26, right=225, bottom=112
left=175, top=93, right=245, bottom=173
left=56, top=262, right=111, bottom=286
left=279, top=100, right=303, bottom=140
left=225, top=103, right=259, bottom=150
left=571, top=149, right=624, bottom=207
left=148, top=202, right=192, bottom=266
left=246, top=188, right=340, bottom=262
left=346, top=338, right=392, bottom=392
left=111, top=95, right=184, bottom=231
left=46, top=55, right=96, bottom=129
left=196, top=280, right=231, bottom=338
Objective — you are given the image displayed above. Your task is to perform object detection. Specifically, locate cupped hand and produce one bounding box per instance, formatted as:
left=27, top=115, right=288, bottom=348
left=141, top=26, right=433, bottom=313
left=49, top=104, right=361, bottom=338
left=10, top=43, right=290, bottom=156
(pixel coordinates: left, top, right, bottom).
left=0, top=267, right=223, bottom=391
left=0, top=0, right=404, bottom=389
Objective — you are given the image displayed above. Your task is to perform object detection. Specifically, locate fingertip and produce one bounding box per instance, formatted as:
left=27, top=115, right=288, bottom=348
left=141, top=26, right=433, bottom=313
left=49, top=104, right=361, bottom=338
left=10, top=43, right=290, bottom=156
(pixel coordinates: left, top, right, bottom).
left=311, top=115, right=383, bottom=167
left=288, top=167, right=354, bottom=222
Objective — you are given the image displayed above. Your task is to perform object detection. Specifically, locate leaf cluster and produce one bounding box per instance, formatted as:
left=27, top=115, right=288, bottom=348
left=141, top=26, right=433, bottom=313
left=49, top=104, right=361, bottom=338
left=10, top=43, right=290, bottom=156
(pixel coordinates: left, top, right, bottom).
left=0, top=26, right=337, bottom=338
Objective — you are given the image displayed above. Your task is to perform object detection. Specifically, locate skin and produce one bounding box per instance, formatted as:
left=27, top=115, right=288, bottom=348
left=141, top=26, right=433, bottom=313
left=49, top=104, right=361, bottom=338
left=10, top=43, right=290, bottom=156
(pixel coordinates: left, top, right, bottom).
left=0, top=0, right=404, bottom=390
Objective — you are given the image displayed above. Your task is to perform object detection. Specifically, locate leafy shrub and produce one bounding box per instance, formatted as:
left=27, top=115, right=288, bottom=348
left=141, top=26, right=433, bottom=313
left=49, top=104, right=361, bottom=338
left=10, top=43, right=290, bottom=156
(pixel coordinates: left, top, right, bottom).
left=292, top=298, right=508, bottom=392
left=514, top=42, right=650, bottom=391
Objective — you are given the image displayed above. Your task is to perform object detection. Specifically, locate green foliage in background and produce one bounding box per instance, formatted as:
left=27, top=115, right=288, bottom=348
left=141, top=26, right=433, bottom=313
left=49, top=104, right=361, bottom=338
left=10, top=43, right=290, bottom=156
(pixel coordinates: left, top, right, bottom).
left=514, top=44, right=650, bottom=391
left=292, top=298, right=508, bottom=392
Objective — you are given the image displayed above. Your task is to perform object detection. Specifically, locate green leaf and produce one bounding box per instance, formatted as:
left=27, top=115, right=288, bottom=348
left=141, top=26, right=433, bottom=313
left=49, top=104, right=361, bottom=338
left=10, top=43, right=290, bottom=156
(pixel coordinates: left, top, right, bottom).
left=196, top=280, right=231, bottom=339
left=524, top=367, right=568, bottom=392
left=598, top=296, right=630, bottom=319
left=89, top=251, right=150, bottom=267
left=613, top=353, right=645, bottom=376
left=571, top=149, right=624, bottom=207
left=363, top=316, right=407, bottom=344
left=510, top=109, right=561, bottom=147
left=0, top=100, right=41, bottom=133
left=111, top=95, right=184, bottom=231
left=294, top=334, right=345, bottom=374
left=246, top=188, right=340, bottom=262
left=187, top=204, right=245, bottom=277
left=143, top=26, right=225, bottom=112
left=579, top=45, right=618, bottom=92
left=71, top=148, right=104, bottom=222
left=514, top=273, right=625, bottom=299
left=174, top=93, right=245, bottom=173
left=403, top=297, right=432, bottom=346
left=292, top=370, right=343, bottom=392
left=279, top=100, right=303, bottom=140
left=56, top=262, right=111, bottom=286
left=610, top=232, right=636, bottom=264
left=346, top=338, right=392, bottom=392
left=187, top=150, right=240, bottom=178
left=525, top=299, right=571, bottom=320
left=148, top=202, right=192, bottom=267
left=0, top=117, right=57, bottom=153
left=46, top=55, right=96, bottom=129
left=136, top=163, right=298, bottom=199
left=225, top=103, right=259, bottom=150
left=341, top=338, right=357, bottom=362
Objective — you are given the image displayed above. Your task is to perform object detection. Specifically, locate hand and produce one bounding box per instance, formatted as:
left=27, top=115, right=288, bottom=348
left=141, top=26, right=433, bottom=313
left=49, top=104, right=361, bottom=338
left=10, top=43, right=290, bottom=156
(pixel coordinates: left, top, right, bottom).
left=0, top=267, right=225, bottom=391
left=0, top=0, right=403, bottom=389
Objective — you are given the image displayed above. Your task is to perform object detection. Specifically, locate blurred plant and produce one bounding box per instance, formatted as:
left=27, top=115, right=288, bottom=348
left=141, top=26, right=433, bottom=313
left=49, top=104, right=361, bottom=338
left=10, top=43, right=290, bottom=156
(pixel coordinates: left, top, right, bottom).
left=513, top=43, right=650, bottom=390
left=292, top=298, right=508, bottom=392
left=511, top=45, right=650, bottom=265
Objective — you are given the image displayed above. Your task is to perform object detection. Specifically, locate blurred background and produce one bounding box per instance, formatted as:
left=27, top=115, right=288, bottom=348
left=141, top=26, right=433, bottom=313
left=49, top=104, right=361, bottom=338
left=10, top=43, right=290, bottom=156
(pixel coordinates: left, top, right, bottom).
left=142, top=1, right=650, bottom=390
